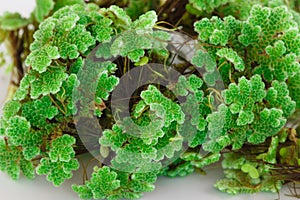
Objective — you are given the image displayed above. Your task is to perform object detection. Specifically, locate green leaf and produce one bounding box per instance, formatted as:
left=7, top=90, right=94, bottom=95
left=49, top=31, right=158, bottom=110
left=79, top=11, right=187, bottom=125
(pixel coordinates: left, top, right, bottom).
left=30, top=67, right=67, bottom=99
left=0, top=12, right=30, bottom=30
left=72, top=185, right=93, bottom=199
left=34, top=0, right=55, bottom=22
left=221, top=75, right=266, bottom=125
left=25, top=46, right=60, bottom=73
left=135, top=56, right=149, bottom=66
left=266, top=40, right=286, bottom=59
left=132, top=11, right=157, bottom=32
left=191, top=153, right=221, bottom=168
left=128, top=49, right=145, bottom=62
left=217, top=48, right=245, bottom=71
left=1, top=100, right=21, bottom=120
left=99, top=125, right=130, bottom=151
left=20, top=159, right=35, bottom=179
left=91, top=17, right=113, bottom=42
left=6, top=116, right=31, bottom=146
left=141, top=85, right=185, bottom=127
left=248, top=108, right=286, bottom=144
left=192, top=50, right=216, bottom=72
left=0, top=140, right=24, bottom=180
left=49, top=135, right=76, bottom=162
left=96, top=73, right=119, bottom=101
left=36, top=135, right=78, bottom=186
left=188, top=0, right=233, bottom=13
left=266, top=81, right=296, bottom=117
left=53, top=0, right=84, bottom=12
left=102, top=5, right=132, bottom=30
left=222, top=152, right=246, bottom=169
left=110, top=31, right=152, bottom=59
left=194, top=16, right=240, bottom=46
left=5, top=115, right=48, bottom=160
left=237, top=110, right=254, bottom=126
left=215, top=178, right=261, bottom=195
left=36, top=157, right=79, bottom=186
left=22, top=96, right=58, bottom=128
left=241, top=163, right=260, bottom=179
left=73, top=166, right=120, bottom=199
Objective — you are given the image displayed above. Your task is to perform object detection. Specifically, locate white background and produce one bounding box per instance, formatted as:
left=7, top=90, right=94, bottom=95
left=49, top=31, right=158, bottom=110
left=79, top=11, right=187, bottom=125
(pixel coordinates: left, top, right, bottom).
left=0, top=1, right=295, bottom=199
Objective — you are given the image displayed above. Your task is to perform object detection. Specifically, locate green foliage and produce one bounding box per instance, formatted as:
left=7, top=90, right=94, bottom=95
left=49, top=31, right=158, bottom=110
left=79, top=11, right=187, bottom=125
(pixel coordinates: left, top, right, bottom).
left=1, top=2, right=300, bottom=200
left=240, top=6, right=300, bottom=82
left=266, top=81, right=296, bottom=117
left=102, top=5, right=132, bottom=31
left=191, top=50, right=216, bottom=73
left=25, top=46, right=60, bottom=73
left=0, top=3, right=118, bottom=189
left=194, top=5, right=300, bottom=84
left=222, top=75, right=266, bottom=125
left=100, top=119, right=170, bottom=172
left=26, top=4, right=114, bottom=72
left=1, top=100, right=21, bottom=120
left=30, top=67, right=68, bottom=99
left=53, top=0, right=85, bottom=11
left=56, top=73, right=80, bottom=116
left=5, top=116, right=40, bottom=160
left=191, top=153, right=221, bottom=168
left=187, top=0, right=300, bottom=23
left=141, top=85, right=185, bottom=127
left=36, top=157, right=79, bottom=186
left=204, top=73, right=289, bottom=153
left=241, top=163, right=260, bottom=179
left=73, top=166, right=157, bottom=200
left=288, top=71, right=300, bottom=109
left=187, top=0, right=233, bottom=14
left=96, top=73, right=119, bottom=101
left=109, top=11, right=164, bottom=63
left=0, top=139, right=35, bottom=180
left=0, top=12, right=30, bottom=30
left=216, top=48, right=245, bottom=71
left=257, top=136, right=279, bottom=164
left=34, top=0, right=55, bottom=22
left=125, top=0, right=160, bottom=20
left=194, top=16, right=241, bottom=46
left=49, top=134, right=76, bottom=162
left=74, top=60, right=120, bottom=117
left=36, top=135, right=79, bottom=186
left=214, top=178, right=261, bottom=194
left=13, top=73, right=36, bottom=101
left=22, top=96, right=58, bottom=128
left=248, top=108, right=286, bottom=144
left=216, top=148, right=284, bottom=195
left=73, top=166, right=120, bottom=199
left=163, top=160, right=195, bottom=177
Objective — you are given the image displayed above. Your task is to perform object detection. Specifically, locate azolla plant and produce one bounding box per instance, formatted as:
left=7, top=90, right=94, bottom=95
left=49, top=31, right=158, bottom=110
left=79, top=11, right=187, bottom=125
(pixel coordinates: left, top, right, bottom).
left=0, top=0, right=299, bottom=199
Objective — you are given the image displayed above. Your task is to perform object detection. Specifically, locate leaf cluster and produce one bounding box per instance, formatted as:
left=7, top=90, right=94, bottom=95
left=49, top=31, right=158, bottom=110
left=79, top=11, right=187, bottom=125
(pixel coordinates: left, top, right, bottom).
left=0, top=2, right=300, bottom=200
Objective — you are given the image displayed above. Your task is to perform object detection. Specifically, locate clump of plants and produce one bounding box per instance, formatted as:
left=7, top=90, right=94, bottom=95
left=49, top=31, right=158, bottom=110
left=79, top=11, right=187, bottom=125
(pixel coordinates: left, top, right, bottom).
left=0, top=0, right=299, bottom=199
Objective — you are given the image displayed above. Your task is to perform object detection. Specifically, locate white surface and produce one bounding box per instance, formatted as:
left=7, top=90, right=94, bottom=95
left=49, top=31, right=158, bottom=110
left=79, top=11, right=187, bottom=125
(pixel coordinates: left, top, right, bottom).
left=0, top=1, right=296, bottom=200
left=0, top=59, right=10, bottom=109
left=0, top=162, right=293, bottom=200
left=0, top=0, right=35, bottom=18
